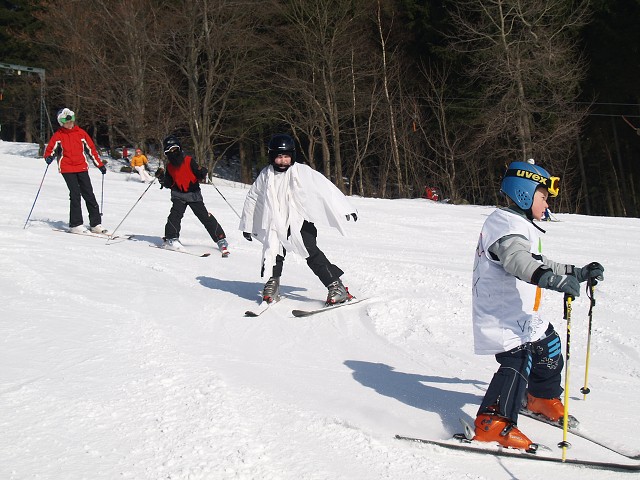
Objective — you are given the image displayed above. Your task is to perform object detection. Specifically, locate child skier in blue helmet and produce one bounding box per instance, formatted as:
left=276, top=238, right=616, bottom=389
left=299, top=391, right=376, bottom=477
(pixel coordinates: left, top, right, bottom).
left=471, top=161, right=605, bottom=451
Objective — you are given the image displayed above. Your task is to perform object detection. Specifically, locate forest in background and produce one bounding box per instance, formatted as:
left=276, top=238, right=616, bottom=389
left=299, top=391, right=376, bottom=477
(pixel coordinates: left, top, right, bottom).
left=1, top=0, right=639, bottom=217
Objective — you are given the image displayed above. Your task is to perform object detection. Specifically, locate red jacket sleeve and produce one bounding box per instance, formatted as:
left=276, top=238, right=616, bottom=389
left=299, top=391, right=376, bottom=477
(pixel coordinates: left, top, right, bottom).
left=80, top=129, right=104, bottom=168
left=43, top=131, right=62, bottom=159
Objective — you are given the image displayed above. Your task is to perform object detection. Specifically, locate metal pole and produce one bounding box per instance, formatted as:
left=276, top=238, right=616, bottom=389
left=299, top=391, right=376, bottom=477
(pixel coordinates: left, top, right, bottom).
left=580, top=279, right=597, bottom=399
left=24, top=163, right=51, bottom=229
left=107, top=178, right=156, bottom=242
left=559, top=294, right=573, bottom=461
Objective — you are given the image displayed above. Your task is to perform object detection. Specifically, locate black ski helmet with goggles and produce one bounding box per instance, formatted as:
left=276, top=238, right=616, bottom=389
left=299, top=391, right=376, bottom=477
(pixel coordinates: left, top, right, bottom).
left=268, top=134, right=296, bottom=172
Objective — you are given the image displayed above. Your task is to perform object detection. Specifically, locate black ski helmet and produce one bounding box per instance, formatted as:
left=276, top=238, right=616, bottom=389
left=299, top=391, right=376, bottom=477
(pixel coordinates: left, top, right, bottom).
left=163, top=135, right=182, bottom=154
left=268, top=134, right=296, bottom=171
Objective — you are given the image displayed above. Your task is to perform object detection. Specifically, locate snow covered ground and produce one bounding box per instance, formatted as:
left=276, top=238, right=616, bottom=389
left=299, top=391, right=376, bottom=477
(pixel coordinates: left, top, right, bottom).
left=1, top=139, right=639, bottom=479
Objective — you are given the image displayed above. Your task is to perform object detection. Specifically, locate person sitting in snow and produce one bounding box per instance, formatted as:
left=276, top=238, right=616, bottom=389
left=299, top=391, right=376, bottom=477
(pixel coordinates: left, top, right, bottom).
left=239, top=133, right=358, bottom=306
left=157, top=135, right=229, bottom=257
left=130, top=148, right=153, bottom=183
left=43, top=107, right=109, bottom=235
left=471, top=160, right=604, bottom=451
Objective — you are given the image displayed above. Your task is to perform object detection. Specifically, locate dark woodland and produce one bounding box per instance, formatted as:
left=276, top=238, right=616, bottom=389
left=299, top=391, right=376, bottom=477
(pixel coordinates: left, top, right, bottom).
left=1, top=0, right=639, bottom=217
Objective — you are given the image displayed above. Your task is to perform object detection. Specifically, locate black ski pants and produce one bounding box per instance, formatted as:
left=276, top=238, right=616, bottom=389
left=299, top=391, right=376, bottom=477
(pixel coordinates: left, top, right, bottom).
left=267, top=220, right=343, bottom=287
left=164, top=190, right=225, bottom=242
left=478, top=323, right=564, bottom=424
left=62, top=171, right=101, bottom=228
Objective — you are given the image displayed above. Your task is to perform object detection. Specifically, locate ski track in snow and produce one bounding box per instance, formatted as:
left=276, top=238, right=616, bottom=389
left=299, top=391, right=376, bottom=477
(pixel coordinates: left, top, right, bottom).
left=1, top=140, right=638, bottom=480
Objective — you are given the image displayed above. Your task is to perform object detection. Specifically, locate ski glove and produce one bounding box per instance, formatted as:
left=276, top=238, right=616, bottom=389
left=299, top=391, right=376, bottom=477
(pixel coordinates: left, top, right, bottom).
left=99, top=165, right=107, bottom=174
left=346, top=213, right=358, bottom=222
left=538, top=271, right=580, bottom=297
left=45, top=156, right=55, bottom=165
left=574, top=262, right=604, bottom=283
left=243, top=232, right=252, bottom=242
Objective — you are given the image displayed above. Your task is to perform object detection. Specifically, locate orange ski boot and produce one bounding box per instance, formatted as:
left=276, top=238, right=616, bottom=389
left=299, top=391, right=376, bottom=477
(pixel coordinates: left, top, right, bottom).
left=473, top=414, right=537, bottom=452
left=526, top=393, right=565, bottom=422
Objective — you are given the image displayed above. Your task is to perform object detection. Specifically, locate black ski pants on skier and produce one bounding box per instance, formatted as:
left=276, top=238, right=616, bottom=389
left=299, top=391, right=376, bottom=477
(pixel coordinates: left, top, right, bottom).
left=62, top=171, right=101, bottom=228
left=164, top=190, right=225, bottom=242
left=268, top=220, right=343, bottom=287
left=478, top=323, right=564, bottom=424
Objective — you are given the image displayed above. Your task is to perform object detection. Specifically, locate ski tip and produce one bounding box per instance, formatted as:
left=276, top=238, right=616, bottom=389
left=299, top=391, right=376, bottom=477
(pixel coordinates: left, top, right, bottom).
left=201, top=253, right=211, bottom=257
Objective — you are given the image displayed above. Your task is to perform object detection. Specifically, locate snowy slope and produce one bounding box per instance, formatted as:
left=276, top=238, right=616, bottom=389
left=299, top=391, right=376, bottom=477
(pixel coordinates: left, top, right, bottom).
left=1, top=140, right=639, bottom=480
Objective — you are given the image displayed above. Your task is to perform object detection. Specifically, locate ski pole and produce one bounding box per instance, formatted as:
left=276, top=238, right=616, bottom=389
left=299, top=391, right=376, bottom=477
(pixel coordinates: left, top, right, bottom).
left=23, top=162, right=51, bottom=229
left=559, top=293, right=574, bottom=461
left=107, top=178, right=156, bottom=242
left=209, top=178, right=241, bottom=219
left=100, top=173, right=105, bottom=216
left=580, top=278, right=597, bottom=400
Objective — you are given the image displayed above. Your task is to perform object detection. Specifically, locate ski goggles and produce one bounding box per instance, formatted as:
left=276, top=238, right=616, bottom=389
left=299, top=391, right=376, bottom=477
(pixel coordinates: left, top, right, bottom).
left=504, top=168, right=560, bottom=197
left=57, top=108, right=75, bottom=124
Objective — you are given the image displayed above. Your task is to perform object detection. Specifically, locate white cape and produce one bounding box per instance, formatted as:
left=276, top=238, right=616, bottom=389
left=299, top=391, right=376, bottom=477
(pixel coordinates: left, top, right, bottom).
left=239, top=163, right=356, bottom=276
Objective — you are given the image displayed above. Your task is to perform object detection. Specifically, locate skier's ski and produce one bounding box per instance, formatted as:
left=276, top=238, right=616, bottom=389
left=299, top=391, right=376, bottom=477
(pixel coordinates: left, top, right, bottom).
left=149, top=244, right=210, bottom=257
left=244, top=297, right=281, bottom=317
left=395, top=434, right=640, bottom=472
left=291, top=297, right=367, bottom=317
left=52, top=227, right=132, bottom=240
left=520, top=408, right=579, bottom=429
left=520, top=408, right=640, bottom=460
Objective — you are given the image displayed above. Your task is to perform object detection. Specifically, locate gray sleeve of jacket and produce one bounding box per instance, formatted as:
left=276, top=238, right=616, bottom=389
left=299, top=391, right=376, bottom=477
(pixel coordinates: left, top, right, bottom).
left=488, top=234, right=572, bottom=284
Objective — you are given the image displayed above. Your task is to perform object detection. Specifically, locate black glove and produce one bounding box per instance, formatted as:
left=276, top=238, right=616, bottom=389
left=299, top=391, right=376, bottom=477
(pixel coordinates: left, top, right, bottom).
left=155, top=167, right=165, bottom=178
left=538, top=271, right=580, bottom=297
left=99, top=165, right=107, bottom=174
left=574, top=262, right=604, bottom=284
left=346, top=213, right=358, bottom=222
left=45, top=156, right=55, bottom=165
left=243, top=232, right=253, bottom=242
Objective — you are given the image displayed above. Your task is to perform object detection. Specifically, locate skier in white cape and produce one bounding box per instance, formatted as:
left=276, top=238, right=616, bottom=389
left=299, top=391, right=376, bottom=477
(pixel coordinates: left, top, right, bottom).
left=239, top=134, right=358, bottom=305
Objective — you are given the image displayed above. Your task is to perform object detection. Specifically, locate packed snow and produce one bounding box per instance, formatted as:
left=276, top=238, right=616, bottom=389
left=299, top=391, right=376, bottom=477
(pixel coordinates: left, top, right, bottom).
left=1, top=139, right=639, bottom=479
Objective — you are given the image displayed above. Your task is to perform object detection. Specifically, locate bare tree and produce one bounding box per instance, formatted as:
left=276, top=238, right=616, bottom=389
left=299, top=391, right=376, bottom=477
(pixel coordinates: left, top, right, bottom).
left=410, top=63, right=481, bottom=203
left=375, top=1, right=405, bottom=197
left=447, top=0, right=590, bottom=208
left=35, top=0, right=170, bottom=156
left=150, top=0, right=260, bottom=172
left=267, top=0, right=372, bottom=191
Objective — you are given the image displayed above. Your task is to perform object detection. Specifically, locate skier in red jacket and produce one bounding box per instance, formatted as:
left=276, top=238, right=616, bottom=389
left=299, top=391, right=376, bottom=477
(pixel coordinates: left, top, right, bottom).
left=157, top=135, right=229, bottom=256
left=43, top=108, right=108, bottom=234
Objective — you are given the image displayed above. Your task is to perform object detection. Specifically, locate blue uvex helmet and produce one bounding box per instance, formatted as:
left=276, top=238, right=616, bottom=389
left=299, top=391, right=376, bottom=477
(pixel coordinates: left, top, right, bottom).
left=501, top=161, right=559, bottom=210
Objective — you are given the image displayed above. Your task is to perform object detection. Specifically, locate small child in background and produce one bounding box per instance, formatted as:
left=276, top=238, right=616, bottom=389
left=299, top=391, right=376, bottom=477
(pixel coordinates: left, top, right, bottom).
left=130, top=148, right=153, bottom=183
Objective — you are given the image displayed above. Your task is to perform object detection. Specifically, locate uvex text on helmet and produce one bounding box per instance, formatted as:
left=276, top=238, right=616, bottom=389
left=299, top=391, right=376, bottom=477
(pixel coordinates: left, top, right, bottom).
left=500, top=161, right=559, bottom=210
left=268, top=134, right=296, bottom=164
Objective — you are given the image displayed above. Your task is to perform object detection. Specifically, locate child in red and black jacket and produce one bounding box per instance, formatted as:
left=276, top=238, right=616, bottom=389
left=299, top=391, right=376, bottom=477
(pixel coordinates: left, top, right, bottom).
left=157, top=135, right=229, bottom=256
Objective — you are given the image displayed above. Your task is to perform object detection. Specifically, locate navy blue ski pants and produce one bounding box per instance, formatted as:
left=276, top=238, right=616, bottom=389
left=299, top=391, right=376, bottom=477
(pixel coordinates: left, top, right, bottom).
left=478, top=324, right=564, bottom=423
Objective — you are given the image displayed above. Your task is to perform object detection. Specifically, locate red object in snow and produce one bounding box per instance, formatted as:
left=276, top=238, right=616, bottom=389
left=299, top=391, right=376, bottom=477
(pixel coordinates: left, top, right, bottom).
left=423, top=186, right=440, bottom=202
